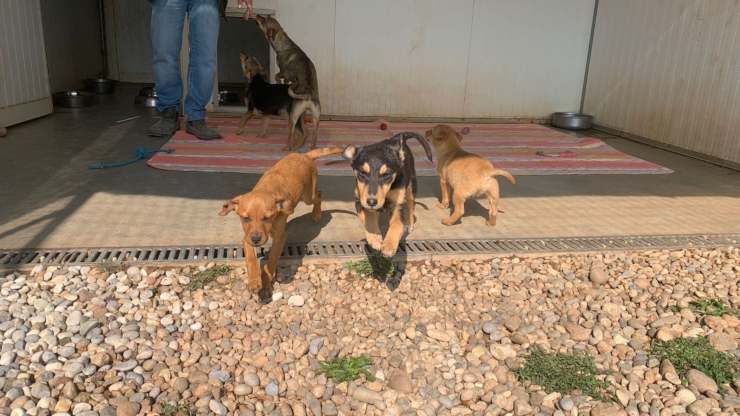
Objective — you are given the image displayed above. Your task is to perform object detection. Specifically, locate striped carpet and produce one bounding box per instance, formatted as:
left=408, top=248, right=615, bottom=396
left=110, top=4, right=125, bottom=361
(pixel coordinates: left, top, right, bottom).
left=147, top=118, right=672, bottom=175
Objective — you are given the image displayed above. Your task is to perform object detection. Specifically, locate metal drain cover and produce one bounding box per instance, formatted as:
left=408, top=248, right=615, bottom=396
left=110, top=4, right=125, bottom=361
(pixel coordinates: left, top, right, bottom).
left=1, top=234, right=737, bottom=270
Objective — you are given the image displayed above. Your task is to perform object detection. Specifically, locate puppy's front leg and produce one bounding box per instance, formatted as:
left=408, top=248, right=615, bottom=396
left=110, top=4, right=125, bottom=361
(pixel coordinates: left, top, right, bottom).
left=258, top=115, right=270, bottom=137
left=437, top=175, right=450, bottom=209
left=236, top=111, right=254, bottom=135
left=261, top=216, right=288, bottom=300
left=244, top=239, right=262, bottom=293
left=358, top=207, right=382, bottom=250
left=381, top=206, right=405, bottom=257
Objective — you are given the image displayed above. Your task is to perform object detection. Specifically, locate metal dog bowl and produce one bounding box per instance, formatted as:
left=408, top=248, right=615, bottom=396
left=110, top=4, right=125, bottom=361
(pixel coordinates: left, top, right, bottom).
left=84, top=77, right=116, bottom=94
left=134, top=87, right=159, bottom=108
left=53, top=91, right=95, bottom=108
left=218, top=89, right=242, bottom=106
left=551, top=112, right=593, bottom=130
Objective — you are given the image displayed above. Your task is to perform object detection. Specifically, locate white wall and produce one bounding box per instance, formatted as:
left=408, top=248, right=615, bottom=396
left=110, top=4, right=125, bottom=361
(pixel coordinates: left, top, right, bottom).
left=584, top=0, right=740, bottom=165
left=0, top=0, right=52, bottom=127
left=113, top=0, right=594, bottom=118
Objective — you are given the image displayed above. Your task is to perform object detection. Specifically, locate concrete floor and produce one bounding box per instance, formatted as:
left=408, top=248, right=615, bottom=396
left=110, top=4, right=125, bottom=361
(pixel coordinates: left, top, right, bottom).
left=1, top=84, right=739, bottom=250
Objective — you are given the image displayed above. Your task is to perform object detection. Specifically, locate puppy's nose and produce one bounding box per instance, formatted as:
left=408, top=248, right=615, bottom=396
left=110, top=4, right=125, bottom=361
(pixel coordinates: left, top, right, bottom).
left=367, top=197, right=378, bottom=207
left=250, top=233, right=262, bottom=244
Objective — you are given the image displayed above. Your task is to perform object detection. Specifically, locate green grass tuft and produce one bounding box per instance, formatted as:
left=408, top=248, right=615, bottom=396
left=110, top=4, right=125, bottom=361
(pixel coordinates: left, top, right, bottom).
left=318, top=355, right=376, bottom=383
left=688, top=299, right=740, bottom=317
left=186, top=265, right=231, bottom=290
left=345, top=255, right=395, bottom=279
left=516, top=347, right=616, bottom=402
left=161, top=402, right=196, bottom=416
left=651, top=336, right=739, bottom=386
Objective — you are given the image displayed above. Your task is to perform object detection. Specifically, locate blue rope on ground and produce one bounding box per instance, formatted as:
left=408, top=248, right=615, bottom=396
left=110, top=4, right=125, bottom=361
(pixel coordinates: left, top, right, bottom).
left=88, top=147, right=174, bottom=170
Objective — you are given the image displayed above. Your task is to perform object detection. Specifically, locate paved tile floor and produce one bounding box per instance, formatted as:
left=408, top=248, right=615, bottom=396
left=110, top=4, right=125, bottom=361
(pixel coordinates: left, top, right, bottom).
left=1, top=85, right=739, bottom=249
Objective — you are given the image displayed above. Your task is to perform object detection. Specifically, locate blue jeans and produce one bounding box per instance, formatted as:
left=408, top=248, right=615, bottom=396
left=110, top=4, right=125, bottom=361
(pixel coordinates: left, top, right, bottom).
left=151, top=0, right=219, bottom=121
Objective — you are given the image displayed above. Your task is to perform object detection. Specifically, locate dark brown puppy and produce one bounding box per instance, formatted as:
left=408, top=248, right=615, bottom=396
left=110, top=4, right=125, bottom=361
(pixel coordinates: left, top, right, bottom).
left=344, top=132, right=432, bottom=257
left=220, top=147, right=343, bottom=303
left=255, top=15, right=320, bottom=150
left=426, top=124, right=515, bottom=226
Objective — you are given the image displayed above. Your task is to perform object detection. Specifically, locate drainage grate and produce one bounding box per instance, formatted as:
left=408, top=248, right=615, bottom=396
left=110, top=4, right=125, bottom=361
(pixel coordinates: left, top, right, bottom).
left=0, top=234, right=737, bottom=270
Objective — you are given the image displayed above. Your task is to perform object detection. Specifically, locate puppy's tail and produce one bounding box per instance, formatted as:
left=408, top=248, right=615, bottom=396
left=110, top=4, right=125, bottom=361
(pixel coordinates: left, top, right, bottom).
left=492, top=169, right=516, bottom=185
left=390, top=132, right=434, bottom=162
left=288, top=85, right=312, bottom=101
left=305, top=146, right=345, bottom=160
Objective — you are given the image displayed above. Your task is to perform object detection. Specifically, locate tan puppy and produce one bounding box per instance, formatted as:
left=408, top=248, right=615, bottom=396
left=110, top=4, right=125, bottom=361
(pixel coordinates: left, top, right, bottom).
left=426, top=125, right=516, bottom=226
left=220, top=147, right=343, bottom=303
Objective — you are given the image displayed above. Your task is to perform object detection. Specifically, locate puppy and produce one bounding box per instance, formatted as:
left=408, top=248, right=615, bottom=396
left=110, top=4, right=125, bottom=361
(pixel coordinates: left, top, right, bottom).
left=343, top=132, right=433, bottom=257
left=237, top=54, right=304, bottom=144
left=255, top=15, right=321, bottom=149
left=426, top=124, right=516, bottom=226
left=220, top=146, right=344, bottom=303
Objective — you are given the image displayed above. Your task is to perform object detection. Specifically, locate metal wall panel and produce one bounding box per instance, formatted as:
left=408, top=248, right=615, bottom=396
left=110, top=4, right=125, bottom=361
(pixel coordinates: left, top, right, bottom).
left=584, top=0, right=740, bottom=164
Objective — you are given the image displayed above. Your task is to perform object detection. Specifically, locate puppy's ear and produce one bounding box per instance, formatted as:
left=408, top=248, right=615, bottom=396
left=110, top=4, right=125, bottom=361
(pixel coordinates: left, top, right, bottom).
left=219, top=197, right=239, bottom=216
left=240, top=52, right=247, bottom=60
left=343, top=145, right=357, bottom=161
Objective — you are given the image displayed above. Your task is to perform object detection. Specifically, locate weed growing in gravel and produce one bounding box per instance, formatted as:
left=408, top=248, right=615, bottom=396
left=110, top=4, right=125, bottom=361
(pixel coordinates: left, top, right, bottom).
left=651, top=336, right=739, bottom=385
left=186, top=265, right=231, bottom=290
left=318, top=355, right=376, bottom=383
left=345, top=255, right=395, bottom=279
left=516, top=347, right=616, bottom=402
left=99, top=261, right=126, bottom=275
left=161, top=402, right=196, bottom=416
left=689, top=299, right=740, bottom=317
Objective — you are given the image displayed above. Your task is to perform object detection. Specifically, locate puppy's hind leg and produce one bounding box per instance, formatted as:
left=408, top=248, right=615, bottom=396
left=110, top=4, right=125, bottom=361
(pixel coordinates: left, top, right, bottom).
left=486, top=180, right=501, bottom=227
left=442, top=191, right=466, bottom=226
left=285, top=102, right=308, bottom=151
left=309, top=102, right=321, bottom=149
left=303, top=167, right=322, bottom=222
left=405, top=185, right=416, bottom=233
left=437, top=174, right=450, bottom=209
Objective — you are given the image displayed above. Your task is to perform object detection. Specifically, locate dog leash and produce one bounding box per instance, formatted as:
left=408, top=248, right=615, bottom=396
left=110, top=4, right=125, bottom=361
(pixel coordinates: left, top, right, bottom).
left=88, top=147, right=174, bottom=170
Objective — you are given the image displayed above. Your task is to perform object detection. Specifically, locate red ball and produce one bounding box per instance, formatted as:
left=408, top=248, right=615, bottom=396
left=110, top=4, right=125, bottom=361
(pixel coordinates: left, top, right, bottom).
left=461, top=126, right=470, bottom=135
left=380, top=122, right=388, bottom=131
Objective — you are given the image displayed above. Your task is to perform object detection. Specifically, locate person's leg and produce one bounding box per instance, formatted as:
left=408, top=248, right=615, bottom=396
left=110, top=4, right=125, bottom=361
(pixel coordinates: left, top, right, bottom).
left=149, top=0, right=186, bottom=137
left=184, top=0, right=221, bottom=140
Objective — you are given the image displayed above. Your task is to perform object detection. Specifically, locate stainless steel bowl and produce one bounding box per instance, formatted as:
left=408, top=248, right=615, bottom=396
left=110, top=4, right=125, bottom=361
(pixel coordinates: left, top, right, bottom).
left=135, top=87, right=159, bottom=108
left=84, top=77, right=116, bottom=94
left=53, top=91, right=95, bottom=108
left=551, top=112, right=593, bottom=130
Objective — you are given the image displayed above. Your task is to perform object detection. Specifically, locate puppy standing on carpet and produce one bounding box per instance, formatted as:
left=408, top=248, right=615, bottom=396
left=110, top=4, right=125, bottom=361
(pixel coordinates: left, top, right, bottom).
left=426, top=124, right=516, bottom=226
left=344, top=132, right=433, bottom=257
left=255, top=15, right=321, bottom=150
left=220, top=147, right=344, bottom=303
left=236, top=54, right=304, bottom=141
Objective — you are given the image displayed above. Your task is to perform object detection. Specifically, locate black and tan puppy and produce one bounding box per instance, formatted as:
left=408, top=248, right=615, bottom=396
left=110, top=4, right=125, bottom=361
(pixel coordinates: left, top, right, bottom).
left=426, top=124, right=516, bottom=226
left=237, top=54, right=304, bottom=143
left=255, top=15, right=320, bottom=149
left=343, top=132, right=433, bottom=257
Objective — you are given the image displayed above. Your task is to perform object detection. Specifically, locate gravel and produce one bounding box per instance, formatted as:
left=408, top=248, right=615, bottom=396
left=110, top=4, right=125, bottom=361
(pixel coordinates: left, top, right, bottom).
left=0, top=247, right=737, bottom=415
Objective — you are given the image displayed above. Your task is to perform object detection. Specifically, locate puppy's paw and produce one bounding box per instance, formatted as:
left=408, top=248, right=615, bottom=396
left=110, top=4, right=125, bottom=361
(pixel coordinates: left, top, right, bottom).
left=257, top=132, right=267, bottom=138
left=487, top=218, right=497, bottom=227
left=381, top=242, right=398, bottom=258
left=282, top=145, right=292, bottom=152
left=437, top=201, right=449, bottom=209
left=257, top=287, right=272, bottom=304
left=236, top=129, right=245, bottom=136
left=311, top=212, right=321, bottom=223
left=366, top=234, right=383, bottom=251
left=247, top=281, right=262, bottom=293
left=441, top=218, right=457, bottom=226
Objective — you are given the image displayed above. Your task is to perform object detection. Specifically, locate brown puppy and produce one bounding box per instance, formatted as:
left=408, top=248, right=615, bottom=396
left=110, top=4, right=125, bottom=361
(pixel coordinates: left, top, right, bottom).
left=426, top=125, right=516, bottom=226
left=220, top=147, right=343, bottom=303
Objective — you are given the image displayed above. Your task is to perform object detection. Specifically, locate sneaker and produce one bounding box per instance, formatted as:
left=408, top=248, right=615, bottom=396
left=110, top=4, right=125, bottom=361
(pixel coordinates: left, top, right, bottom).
left=148, top=107, right=179, bottom=137
left=186, top=119, right=222, bottom=140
